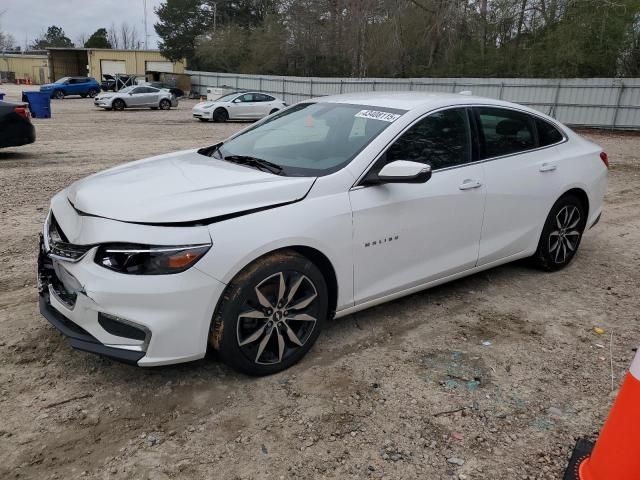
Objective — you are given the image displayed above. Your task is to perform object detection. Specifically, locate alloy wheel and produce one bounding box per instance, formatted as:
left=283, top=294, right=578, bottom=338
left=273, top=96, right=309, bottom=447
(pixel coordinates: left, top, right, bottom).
left=236, top=271, right=319, bottom=365
left=548, top=205, right=581, bottom=264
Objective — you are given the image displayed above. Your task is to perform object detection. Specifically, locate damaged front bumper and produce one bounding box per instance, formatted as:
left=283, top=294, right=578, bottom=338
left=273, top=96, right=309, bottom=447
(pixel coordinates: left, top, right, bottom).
left=38, top=233, right=146, bottom=365
left=37, top=201, right=227, bottom=366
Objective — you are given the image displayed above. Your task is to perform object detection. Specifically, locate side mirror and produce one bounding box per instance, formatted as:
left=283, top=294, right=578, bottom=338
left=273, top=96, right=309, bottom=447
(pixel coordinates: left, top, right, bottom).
left=367, top=160, right=432, bottom=185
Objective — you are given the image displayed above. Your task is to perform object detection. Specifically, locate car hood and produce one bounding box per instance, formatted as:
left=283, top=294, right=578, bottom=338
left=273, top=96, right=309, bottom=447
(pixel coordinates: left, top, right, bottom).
left=193, top=101, right=218, bottom=110
left=66, top=149, right=316, bottom=224
left=96, top=93, right=116, bottom=100
left=40, top=83, right=56, bottom=90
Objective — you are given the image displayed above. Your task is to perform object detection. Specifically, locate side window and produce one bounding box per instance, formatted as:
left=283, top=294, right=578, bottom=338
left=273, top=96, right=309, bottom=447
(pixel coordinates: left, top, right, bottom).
left=476, top=107, right=535, bottom=158
left=131, top=87, right=143, bottom=94
left=536, top=118, right=564, bottom=146
left=238, top=93, right=255, bottom=102
left=385, top=108, right=471, bottom=170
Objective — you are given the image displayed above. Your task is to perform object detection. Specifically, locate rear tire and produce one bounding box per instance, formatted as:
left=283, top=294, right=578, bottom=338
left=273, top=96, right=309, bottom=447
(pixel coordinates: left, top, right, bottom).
left=213, top=107, right=228, bottom=123
left=88, top=88, right=99, bottom=98
left=112, top=99, right=126, bottom=111
left=531, top=194, right=587, bottom=271
left=210, top=250, right=328, bottom=376
left=159, top=99, right=171, bottom=110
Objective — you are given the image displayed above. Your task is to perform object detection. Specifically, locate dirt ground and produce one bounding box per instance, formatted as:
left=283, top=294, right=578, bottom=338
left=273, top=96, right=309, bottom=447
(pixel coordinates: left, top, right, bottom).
left=1, top=83, right=639, bottom=480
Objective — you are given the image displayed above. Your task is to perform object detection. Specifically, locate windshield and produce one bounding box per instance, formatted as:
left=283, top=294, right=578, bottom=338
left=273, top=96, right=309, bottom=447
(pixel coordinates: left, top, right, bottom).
left=54, top=77, right=70, bottom=84
left=212, top=102, right=405, bottom=176
left=214, top=92, right=242, bottom=102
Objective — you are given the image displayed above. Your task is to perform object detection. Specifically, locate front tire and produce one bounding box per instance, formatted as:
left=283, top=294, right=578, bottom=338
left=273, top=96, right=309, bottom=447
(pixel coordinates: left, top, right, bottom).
left=112, top=99, right=126, bottom=111
left=211, top=250, right=328, bottom=376
left=531, top=194, right=587, bottom=271
left=53, top=90, right=64, bottom=100
left=213, top=107, right=228, bottom=122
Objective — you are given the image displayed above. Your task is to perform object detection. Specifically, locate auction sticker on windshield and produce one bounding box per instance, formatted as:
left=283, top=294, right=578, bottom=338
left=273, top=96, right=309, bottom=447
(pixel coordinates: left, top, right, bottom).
left=355, top=110, right=401, bottom=122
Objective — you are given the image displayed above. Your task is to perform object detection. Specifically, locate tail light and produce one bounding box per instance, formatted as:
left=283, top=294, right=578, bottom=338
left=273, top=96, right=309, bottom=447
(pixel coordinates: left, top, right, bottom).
left=600, top=152, right=609, bottom=169
left=14, top=105, right=30, bottom=119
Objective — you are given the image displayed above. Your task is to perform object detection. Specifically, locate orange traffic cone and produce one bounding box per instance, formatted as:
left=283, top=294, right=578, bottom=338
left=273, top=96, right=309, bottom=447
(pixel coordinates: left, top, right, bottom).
left=564, top=348, right=640, bottom=479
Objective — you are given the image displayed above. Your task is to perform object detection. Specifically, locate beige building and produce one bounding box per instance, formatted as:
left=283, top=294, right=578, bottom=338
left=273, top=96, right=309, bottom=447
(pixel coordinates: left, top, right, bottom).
left=0, top=53, right=50, bottom=84
left=0, top=49, right=186, bottom=85
left=48, top=48, right=186, bottom=82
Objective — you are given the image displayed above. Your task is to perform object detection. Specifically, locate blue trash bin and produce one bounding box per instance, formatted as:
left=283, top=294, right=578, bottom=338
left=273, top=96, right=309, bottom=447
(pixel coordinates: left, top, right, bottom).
left=0, top=93, right=5, bottom=101
left=22, top=91, right=51, bottom=118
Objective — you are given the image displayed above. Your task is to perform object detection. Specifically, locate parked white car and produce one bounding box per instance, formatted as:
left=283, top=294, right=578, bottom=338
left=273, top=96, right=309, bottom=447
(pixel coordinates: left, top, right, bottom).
left=192, top=91, right=287, bottom=122
left=94, top=85, right=178, bottom=111
left=39, top=92, right=607, bottom=375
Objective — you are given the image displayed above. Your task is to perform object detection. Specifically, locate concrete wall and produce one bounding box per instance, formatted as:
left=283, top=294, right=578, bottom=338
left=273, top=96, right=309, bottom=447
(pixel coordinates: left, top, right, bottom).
left=0, top=54, right=50, bottom=84
left=87, top=50, right=186, bottom=79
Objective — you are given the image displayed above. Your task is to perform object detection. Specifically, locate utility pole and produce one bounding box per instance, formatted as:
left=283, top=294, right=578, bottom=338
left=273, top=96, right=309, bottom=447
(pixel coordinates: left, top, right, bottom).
left=143, top=0, right=150, bottom=49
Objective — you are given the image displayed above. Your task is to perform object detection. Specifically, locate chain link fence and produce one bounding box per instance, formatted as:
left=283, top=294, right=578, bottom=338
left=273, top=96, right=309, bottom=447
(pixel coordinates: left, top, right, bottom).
left=187, top=71, right=640, bottom=130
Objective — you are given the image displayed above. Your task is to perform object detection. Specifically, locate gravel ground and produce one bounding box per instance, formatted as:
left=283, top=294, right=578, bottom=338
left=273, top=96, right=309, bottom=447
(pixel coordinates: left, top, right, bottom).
left=1, top=83, right=639, bottom=480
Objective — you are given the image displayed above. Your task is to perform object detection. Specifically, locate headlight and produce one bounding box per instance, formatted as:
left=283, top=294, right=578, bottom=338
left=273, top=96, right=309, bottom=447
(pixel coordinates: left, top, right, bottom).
left=95, top=243, right=211, bottom=275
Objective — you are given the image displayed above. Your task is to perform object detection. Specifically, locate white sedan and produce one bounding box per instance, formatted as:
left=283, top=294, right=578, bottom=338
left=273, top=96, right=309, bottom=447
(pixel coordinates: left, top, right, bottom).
left=192, top=91, right=287, bottom=122
left=94, top=85, right=178, bottom=111
left=38, top=92, right=607, bottom=375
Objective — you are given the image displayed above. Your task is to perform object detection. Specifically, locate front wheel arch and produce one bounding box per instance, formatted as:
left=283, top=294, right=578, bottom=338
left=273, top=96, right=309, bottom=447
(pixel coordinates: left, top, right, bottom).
left=210, top=246, right=339, bottom=346
left=209, top=248, right=330, bottom=375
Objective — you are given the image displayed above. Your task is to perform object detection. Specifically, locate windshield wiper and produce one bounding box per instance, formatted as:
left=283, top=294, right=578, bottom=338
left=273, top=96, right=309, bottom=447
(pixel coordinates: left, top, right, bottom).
left=223, top=155, right=284, bottom=175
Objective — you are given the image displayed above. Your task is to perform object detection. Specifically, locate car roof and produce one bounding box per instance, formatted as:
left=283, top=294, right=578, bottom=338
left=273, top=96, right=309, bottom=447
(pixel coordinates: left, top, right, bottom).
left=314, top=91, right=538, bottom=114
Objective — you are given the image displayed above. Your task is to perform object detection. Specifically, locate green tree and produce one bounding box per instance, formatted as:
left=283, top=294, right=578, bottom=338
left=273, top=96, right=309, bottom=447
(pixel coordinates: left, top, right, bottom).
left=84, top=28, right=111, bottom=48
left=155, top=0, right=213, bottom=63
left=30, top=25, right=73, bottom=49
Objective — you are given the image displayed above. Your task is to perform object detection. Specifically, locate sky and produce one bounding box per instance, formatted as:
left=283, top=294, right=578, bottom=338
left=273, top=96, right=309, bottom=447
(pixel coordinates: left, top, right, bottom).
left=1, top=0, right=165, bottom=49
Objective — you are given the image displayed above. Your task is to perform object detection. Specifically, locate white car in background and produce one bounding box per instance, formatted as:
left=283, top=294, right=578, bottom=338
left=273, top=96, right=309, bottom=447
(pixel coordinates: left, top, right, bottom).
left=94, top=85, right=178, bottom=111
left=192, top=91, right=287, bottom=122
left=39, top=92, right=607, bottom=376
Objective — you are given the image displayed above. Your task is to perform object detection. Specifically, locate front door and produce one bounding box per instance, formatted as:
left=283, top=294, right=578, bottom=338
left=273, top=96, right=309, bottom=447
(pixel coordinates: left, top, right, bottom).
left=350, top=108, right=487, bottom=304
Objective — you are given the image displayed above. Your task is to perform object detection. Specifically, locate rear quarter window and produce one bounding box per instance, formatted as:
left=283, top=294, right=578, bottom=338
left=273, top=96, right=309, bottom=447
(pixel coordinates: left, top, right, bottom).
left=536, top=118, right=565, bottom=146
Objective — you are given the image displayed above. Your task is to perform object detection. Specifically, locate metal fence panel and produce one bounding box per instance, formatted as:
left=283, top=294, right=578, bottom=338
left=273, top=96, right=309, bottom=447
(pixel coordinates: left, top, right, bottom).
left=187, top=71, right=640, bottom=129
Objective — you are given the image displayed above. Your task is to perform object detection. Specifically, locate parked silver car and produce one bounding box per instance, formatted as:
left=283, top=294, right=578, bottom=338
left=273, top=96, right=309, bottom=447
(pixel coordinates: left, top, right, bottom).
left=94, top=86, right=178, bottom=111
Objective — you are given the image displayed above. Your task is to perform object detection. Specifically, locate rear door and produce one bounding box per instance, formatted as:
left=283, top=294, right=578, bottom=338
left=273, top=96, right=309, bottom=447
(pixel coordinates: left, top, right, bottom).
left=233, top=93, right=261, bottom=119
left=126, top=87, right=147, bottom=107
left=350, top=107, right=487, bottom=304
left=255, top=94, right=276, bottom=117
left=141, top=87, right=161, bottom=106
left=474, top=107, right=567, bottom=265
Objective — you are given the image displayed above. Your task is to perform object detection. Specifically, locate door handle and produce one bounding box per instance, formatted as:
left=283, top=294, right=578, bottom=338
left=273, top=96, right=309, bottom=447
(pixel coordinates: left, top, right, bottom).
left=539, top=162, right=557, bottom=172
left=459, top=179, right=483, bottom=190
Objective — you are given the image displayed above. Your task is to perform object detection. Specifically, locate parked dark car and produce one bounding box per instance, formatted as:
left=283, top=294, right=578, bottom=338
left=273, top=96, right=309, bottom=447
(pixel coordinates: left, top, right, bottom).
left=100, top=74, right=134, bottom=92
left=0, top=100, right=35, bottom=148
left=40, top=77, right=100, bottom=99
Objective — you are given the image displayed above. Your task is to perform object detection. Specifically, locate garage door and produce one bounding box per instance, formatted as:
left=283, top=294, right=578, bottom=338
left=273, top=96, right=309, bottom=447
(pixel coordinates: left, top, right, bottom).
left=146, top=61, right=174, bottom=73
left=100, top=60, right=127, bottom=77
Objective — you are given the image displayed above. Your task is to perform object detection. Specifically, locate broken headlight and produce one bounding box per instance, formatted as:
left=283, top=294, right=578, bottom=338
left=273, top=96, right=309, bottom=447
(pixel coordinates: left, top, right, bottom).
left=95, top=243, right=211, bottom=275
